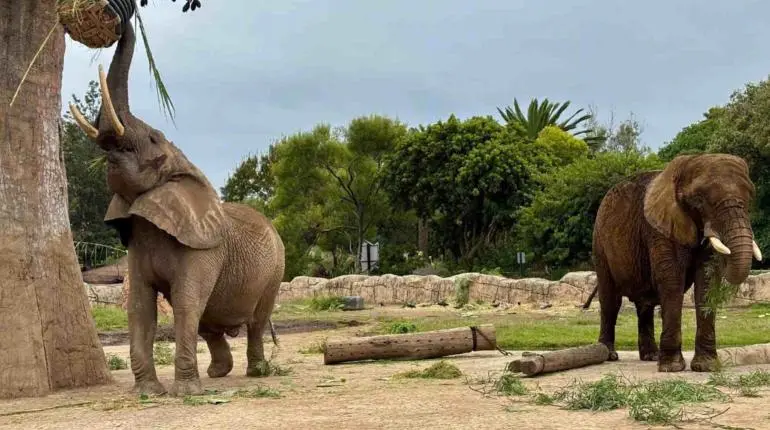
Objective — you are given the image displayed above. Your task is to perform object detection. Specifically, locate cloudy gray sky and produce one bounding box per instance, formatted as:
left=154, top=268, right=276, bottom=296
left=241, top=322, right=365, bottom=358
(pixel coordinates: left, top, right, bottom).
left=62, top=0, right=770, bottom=192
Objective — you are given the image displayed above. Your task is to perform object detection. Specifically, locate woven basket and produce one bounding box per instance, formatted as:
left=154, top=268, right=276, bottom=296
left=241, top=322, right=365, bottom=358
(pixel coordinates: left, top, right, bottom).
left=58, top=0, right=136, bottom=49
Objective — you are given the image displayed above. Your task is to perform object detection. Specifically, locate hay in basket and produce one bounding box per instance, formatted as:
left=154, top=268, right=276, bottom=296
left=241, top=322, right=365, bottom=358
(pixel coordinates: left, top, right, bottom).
left=57, top=0, right=136, bottom=49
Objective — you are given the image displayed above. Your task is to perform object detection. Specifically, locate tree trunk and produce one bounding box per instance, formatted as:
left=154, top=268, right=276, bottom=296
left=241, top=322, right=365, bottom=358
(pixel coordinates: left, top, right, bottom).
left=417, top=217, right=429, bottom=254
left=0, top=1, right=112, bottom=398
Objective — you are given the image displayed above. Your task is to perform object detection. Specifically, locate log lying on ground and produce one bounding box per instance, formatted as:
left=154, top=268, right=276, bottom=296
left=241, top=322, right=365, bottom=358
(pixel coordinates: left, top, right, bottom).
left=717, top=343, right=770, bottom=367
left=508, top=343, right=610, bottom=376
left=323, top=325, right=496, bottom=365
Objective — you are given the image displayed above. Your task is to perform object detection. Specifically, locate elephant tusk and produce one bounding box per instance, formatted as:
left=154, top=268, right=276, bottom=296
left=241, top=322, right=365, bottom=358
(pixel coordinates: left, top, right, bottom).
left=68, top=102, right=98, bottom=139
left=753, top=240, right=763, bottom=261
left=709, top=236, right=731, bottom=255
left=98, top=64, right=125, bottom=137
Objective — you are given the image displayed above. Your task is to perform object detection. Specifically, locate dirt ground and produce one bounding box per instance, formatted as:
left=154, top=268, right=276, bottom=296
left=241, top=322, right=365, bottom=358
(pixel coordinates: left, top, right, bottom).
left=3, top=315, right=770, bottom=429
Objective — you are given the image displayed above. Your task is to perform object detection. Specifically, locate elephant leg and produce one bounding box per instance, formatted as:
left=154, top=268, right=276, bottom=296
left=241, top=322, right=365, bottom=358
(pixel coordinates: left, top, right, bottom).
left=167, top=265, right=217, bottom=396
left=596, top=264, right=622, bottom=361
left=199, top=329, right=233, bottom=378
left=246, top=284, right=280, bottom=377
left=657, top=286, right=686, bottom=372
left=127, top=264, right=166, bottom=395
left=691, top=266, right=718, bottom=372
left=635, top=301, right=658, bottom=361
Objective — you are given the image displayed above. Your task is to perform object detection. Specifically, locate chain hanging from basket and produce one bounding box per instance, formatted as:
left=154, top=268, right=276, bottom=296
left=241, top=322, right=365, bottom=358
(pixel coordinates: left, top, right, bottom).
left=57, top=0, right=137, bottom=49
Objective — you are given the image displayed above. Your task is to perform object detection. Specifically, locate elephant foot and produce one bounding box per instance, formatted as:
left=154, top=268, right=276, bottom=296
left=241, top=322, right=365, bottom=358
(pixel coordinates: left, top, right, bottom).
left=207, top=358, right=233, bottom=378
left=607, top=350, right=619, bottom=361
left=246, top=360, right=271, bottom=378
left=690, top=354, right=719, bottom=372
left=639, top=349, right=659, bottom=361
left=169, top=378, right=204, bottom=397
left=132, top=379, right=167, bottom=396
left=657, top=353, right=686, bottom=373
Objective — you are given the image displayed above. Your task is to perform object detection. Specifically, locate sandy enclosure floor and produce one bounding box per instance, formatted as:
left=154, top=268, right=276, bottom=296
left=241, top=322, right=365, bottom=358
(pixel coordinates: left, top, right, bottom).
left=2, top=325, right=770, bottom=430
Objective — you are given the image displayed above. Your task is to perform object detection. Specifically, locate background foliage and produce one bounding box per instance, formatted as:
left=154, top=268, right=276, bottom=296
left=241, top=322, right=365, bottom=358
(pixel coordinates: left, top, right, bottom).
left=63, top=73, right=770, bottom=279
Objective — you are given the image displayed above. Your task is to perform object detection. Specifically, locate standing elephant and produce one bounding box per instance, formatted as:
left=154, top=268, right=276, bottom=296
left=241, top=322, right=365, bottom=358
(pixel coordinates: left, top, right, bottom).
left=69, top=22, right=285, bottom=396
left=592, top=154, right=762, bottom=372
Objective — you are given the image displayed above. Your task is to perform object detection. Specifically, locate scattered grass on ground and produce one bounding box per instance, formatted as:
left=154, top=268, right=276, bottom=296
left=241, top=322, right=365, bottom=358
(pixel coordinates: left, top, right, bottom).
left=105, top=354, right=128, bottom=371
left=394, top=360, right=462, bottom=379
left=298, top=340, right=327, bottom=355
left=233, top=385, right=282, bottom=399
left=153, top=342, right=174, bottom=366
left=528, top=374, right=730, bottom=426
left=708, top=370, right=770, bottom=397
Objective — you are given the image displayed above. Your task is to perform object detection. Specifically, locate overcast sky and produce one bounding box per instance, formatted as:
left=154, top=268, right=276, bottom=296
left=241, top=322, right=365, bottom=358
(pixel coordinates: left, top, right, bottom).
left=61, top=0, right=770, bottom=192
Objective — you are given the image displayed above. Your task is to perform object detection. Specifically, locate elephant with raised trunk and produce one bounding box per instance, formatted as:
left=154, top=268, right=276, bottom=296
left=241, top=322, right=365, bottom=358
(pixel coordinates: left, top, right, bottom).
left=69, top=22, right=285, bottom=396
left=592, top=154, right=762, bottom=373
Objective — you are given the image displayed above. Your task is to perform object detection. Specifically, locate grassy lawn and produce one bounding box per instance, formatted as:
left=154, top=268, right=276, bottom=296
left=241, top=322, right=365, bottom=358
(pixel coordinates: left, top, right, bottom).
left=91, top=305, right=172, bottom=332
left=92, top=298, right=770, bottom=351
left=375, top=304, right=770, bottom=351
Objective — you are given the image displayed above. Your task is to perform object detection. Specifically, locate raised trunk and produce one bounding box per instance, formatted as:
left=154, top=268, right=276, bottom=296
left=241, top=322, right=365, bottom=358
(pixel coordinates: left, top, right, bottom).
left=95, top=18, right=134, bottom=135
left=0, top=1, right=112, bottom=398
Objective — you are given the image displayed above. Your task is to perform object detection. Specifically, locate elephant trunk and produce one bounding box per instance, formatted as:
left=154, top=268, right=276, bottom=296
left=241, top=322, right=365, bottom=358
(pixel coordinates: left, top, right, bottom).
left=718, top=206, right=755, bottom=285
left=96, top=20, right=136, bottom=138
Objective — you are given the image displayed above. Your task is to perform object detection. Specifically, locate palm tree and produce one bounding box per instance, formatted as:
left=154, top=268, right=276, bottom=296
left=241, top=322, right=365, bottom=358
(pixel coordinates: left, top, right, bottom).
left=497, top=97, right=594, bottom=141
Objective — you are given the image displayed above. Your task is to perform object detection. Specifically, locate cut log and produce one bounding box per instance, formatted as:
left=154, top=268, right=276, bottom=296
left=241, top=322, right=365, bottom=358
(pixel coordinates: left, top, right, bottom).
left=323, top=325, right=496, bottom=365
left=508, top=343, right=610, bottom=376
left=717, top=343, right=770, bottom=367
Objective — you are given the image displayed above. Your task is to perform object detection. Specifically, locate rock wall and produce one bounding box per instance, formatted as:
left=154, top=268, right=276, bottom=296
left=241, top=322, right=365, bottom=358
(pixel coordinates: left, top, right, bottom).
left=84, top=270, right=770, bottom=309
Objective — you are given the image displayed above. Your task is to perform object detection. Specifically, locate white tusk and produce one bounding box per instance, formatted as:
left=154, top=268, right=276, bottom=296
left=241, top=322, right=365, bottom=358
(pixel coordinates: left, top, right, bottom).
left=68, top=102, right=98, bottom=139
left=709, top=236, right=731, bottom=255
left=98, top=64, right=125, bottom=137
left=753, top=240, right=763, bottom=261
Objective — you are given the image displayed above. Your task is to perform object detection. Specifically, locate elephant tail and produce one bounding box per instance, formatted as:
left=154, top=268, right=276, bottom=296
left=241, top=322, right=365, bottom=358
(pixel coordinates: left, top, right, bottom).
left=269, top=319, right=279, bottom=345
left=582, top=285, right=598, bottom=309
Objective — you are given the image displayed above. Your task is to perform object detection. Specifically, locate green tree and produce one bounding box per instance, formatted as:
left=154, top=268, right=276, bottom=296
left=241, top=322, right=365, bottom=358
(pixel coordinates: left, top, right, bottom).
left=383, top=115, right=534, bottom=263
left=269, top=116, right=406, bottom=277
left=706, top=78, right=770, bottom=260
left=220, top=145, right=277, bottom=205
left=658, top=107, right=724, bottom=161
left=496, top=97, right=593, bottom=141
left=516, top=151, right=664, bottom=267
left=62, top=80, right=119, bottom=251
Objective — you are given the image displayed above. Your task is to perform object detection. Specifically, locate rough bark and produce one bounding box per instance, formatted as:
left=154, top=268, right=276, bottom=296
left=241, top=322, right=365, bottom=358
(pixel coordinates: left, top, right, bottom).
left=324, top=325, right=496, bottom=365
left=0, top=1, right=112, bottom=398
left=508, top=343, right=610, bottom=376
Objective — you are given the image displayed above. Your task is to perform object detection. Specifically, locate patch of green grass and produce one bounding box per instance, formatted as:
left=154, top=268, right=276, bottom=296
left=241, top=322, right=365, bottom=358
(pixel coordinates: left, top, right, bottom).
left=91, top=306, right=129, bottom=332
left=153, top=342, right=174, bottom=366
left=308, top=295, right=346, bottom=312
left=248, top=360, right=293, bottom=377
left=91, top=305, right=171, bottom=332
left=387, top=321, right=417, bottom=334
left=394, top=360, right=462, bottom=379
left=106, top=353, right=128, bottom=371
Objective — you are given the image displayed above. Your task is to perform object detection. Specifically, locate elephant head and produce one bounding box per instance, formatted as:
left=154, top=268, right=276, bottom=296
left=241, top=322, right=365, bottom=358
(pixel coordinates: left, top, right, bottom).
left=643, top=154, right=762, bottom=285
left=69, top=22, right=225, bottom=250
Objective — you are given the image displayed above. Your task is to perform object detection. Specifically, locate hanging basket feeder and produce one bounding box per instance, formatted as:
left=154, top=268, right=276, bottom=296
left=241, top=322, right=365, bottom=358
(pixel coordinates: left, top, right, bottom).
left=57, top=0, right=136, bottom=48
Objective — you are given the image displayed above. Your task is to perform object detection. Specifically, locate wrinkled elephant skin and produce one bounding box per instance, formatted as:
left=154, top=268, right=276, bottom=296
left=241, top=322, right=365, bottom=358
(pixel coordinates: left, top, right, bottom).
left=592, top=154, right=760, bottom=373
left=69, top=24, right=285, bottom=395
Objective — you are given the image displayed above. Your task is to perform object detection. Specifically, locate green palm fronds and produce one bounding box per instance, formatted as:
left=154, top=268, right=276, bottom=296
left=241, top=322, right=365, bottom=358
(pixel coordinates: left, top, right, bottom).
left=497, top=98, right=593, bottom=141
left=134, top=8, right=176, bottom=124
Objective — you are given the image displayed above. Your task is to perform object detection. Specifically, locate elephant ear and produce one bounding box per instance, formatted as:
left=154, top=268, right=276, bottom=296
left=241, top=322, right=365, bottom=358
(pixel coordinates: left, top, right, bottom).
left=104, top=194, right=133, bottom=247
left=643, top=155, right=698, bottom=247
left=128, top=177, right=226, bottom=249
